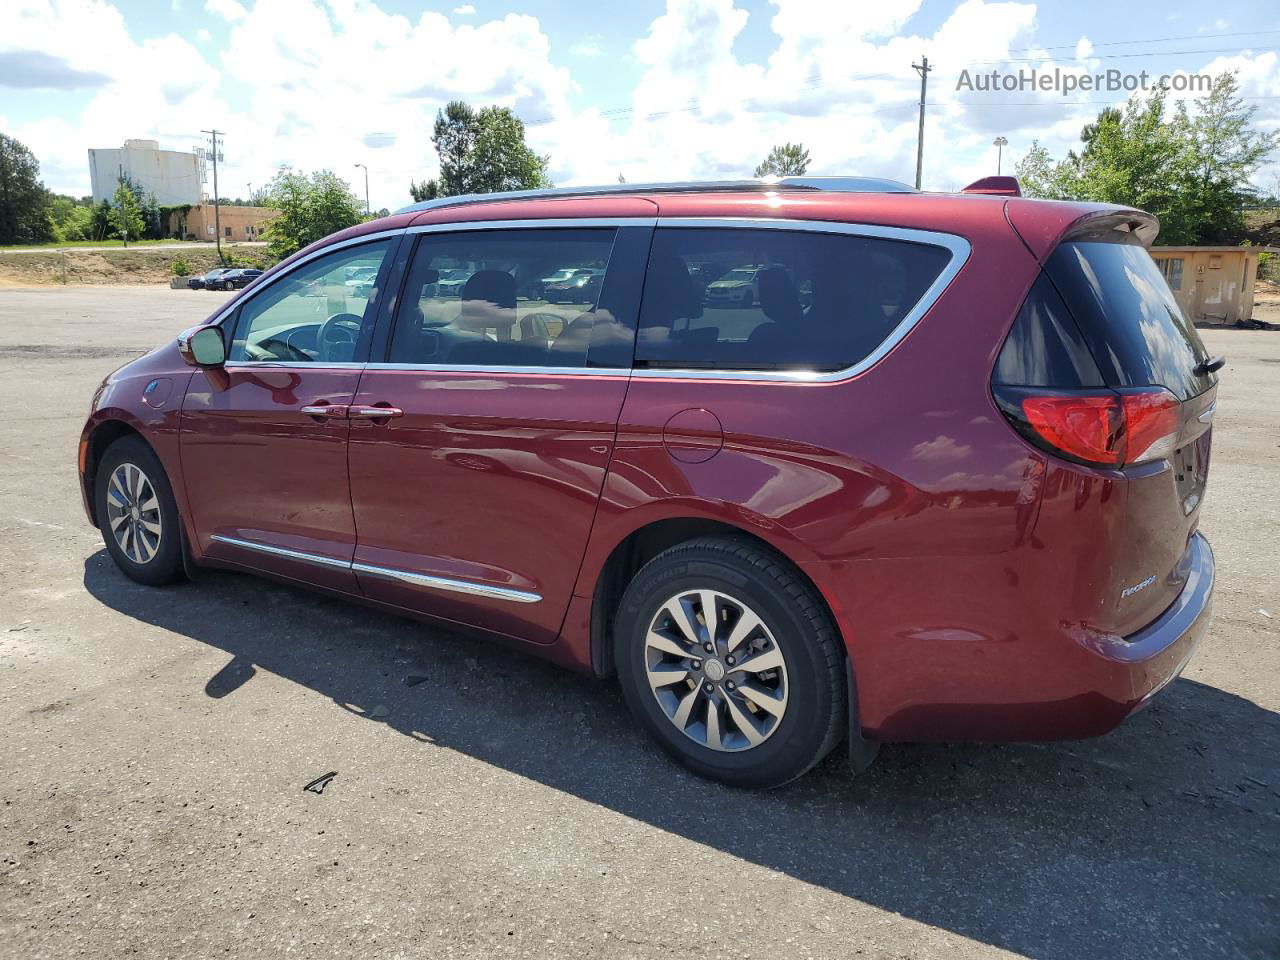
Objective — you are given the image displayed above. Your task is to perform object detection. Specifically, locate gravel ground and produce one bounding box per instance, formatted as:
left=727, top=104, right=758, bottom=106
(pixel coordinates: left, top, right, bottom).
left=0, top=286, right=1277, bottom=960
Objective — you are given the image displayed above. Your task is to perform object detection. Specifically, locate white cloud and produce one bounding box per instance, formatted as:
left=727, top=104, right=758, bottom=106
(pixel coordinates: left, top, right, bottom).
left=8, top=0, right=1280, bottom=210
left=205, top=0, right=248, bottom=21
left=570, top=36, right=603, bottom=57
left=453, top=4, right=476, bottom=14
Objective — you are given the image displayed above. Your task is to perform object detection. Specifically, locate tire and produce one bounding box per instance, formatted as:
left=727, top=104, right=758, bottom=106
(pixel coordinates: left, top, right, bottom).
left=223, top=280, right=234, bottom=291
left=95, top=435, right=185, bottom=587
left=614, top=535, right=846, bottom=788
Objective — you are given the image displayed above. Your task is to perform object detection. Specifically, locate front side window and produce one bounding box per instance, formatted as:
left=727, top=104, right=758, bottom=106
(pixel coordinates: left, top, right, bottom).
left=635, top=228, right=952, bottom=372
left=388, top=228, right=619, bottom=368
left=227, top=239, right=393, bottom=363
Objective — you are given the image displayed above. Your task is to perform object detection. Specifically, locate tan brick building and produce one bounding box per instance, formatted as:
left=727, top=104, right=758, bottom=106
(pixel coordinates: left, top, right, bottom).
left=1149, top=245, right=1279, bottom=325
left=168, top=204, right=278, bottom=242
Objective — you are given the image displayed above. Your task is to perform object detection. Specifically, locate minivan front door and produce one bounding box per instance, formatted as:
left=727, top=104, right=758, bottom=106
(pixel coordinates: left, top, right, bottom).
left=182, top=236, right=399, bottom=591
left=347, top=224, right=648, bottom=643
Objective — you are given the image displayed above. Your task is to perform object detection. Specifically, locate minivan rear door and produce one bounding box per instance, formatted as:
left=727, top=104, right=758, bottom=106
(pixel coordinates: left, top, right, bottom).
left=1041, top=236, right=1217, bottom=633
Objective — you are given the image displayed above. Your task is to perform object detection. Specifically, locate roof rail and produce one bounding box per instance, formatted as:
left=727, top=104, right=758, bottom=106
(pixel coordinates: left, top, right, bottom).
left=394, top=176, right=915, bottom=215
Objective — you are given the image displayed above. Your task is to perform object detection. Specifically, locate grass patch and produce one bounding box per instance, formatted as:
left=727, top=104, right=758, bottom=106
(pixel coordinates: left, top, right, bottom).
left=0, top=238, right=188, bottom=251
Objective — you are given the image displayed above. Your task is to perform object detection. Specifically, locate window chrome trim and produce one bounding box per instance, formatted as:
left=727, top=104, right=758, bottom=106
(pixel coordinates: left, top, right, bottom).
left=629, top=217, right=970, bottom=383
left=208, top=534, right=542, bottom=604
left=209, top=534, right=352, bottom=570
left=362, top=362, right=630, bottom=376
left=351, top=563, right=542, bottom=604
left=223, top=361, right=366, bottom=370
left=204, top=228, right=407, bottom=330
left=405, top=217, right=656, bottom=234
left=209, top=217, right=968, bottom=384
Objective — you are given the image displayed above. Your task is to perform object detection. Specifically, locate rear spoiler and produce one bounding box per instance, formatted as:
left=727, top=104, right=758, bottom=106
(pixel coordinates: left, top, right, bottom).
left=960, top=176, right=1021, bottom=197
left=1060, top=210, right=1160, bottom=248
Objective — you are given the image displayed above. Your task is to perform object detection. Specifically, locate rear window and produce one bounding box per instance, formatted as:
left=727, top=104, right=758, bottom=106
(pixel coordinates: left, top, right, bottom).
left=635, top=228, right=952, bottom=372
left=1046, top=240, right=1215, bottom=400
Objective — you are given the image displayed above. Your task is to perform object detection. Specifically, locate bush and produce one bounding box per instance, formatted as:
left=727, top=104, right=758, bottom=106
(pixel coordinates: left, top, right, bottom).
left=171, top=256, right=190, bottom=277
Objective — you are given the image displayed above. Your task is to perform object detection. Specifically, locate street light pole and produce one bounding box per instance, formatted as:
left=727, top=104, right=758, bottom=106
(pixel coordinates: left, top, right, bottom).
left=354, top=163, right=370, bottom=216
left=993, top=136, right=1008, bottom=176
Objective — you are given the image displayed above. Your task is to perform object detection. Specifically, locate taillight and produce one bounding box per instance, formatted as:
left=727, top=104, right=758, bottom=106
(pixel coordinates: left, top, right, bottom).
left=994, top=386, right=1181, bottom=467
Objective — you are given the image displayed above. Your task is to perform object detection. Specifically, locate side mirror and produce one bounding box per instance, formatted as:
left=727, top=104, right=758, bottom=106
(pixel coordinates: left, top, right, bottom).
left=178, top=325, right=226, bottom=367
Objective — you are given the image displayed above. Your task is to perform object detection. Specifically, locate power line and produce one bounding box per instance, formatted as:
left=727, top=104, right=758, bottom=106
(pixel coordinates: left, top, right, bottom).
left=971, top=45, right=1277, bottom=65
left=1005, top=28, right=1280, bottom=55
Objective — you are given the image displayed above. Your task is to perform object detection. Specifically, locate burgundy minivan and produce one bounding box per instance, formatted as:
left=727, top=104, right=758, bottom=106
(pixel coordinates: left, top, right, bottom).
left=79, top=178, right=1219, bottom=787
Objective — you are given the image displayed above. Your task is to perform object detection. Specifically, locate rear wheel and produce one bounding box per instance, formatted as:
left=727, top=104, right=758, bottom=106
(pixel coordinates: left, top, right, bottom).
left=95, top=436, right=185, bottom=586
left=614, top=536, right=846, bottom=788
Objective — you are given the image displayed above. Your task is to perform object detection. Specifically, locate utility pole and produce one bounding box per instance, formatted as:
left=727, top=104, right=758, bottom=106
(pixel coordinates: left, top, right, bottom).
left=912, top=56, right=931, bottom=190
left=117, top=163, right=128, bottom=248
left=354, top=163, right=370, bottom=216
left=202, top=129, right=224, bottom=262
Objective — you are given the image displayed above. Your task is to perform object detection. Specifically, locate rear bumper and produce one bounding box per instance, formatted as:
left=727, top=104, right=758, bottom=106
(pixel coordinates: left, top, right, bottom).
left=844, top=532, right=1215, bottom=742
left=1080, top=531, right=1214, bottom=727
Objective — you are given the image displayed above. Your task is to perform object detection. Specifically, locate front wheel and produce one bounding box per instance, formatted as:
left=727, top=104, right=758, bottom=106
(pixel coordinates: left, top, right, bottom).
left=614, top=536, right=847, bottom=788
left=223, top=280, right=235, bottom=291
left=95, top=436, right=185, bottom=586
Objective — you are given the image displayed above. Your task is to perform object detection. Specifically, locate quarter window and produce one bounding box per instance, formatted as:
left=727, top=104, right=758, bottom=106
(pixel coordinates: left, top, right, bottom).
left=635, top=228, right=952, bottom=372
left=388, top=228, right=620, bottom=368
left=227, top=239, right=393, bottom=363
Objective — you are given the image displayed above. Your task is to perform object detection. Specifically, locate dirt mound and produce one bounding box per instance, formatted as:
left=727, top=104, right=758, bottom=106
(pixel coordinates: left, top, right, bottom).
left=0, top=248, right=271, bottom=287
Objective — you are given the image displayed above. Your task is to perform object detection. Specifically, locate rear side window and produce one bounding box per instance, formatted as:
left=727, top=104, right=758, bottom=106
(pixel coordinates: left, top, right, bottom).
left=635, top=228, right=952, bottom=371
left=992, top=273, right=1104, bottom=387
left=1046, top=240, right=1214, bottom=400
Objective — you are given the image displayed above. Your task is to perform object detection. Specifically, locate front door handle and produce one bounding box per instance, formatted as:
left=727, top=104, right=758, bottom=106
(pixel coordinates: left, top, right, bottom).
left=349, top=404, right=404, bottom=420
left=301, top=402, right=350, bottom=420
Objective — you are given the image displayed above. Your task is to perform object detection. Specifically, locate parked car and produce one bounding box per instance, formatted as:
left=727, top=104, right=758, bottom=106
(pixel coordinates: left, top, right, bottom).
left=80, top=177, right=1219, bottom=788
left=431, top=268, right=470, bottom=298
left=187, top=268, right=232, bottom=290
left=343, top=264, right=376, bottom=295
left=543, top=268, right=603, bottom=304
left=215, top=268, right=264, bottom=291
left=703, top=264, right=766, bottom=307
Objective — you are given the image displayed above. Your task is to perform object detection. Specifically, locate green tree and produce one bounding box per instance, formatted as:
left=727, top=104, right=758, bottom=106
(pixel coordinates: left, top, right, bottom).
left=261, top=168, right=364, bottom=259
left=409, top=101, right=552, bottom=200
left=0, top=134, right=53, bottom=243
left=754, top=142, right=811, bottom=178
left=90, top=199, right=115, bottom=241
left=1010, top=72, right=1278, bottom=244
left=112, top=180, right=145, bottom=244
left=1015, top=140, right=1073, bottom=199
left=1175, top=72, right=1280, bottom=243
left=47, top=193, right=93, bottom=241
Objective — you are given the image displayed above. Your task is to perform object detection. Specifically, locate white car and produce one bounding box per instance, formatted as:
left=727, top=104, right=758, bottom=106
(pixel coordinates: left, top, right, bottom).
left=704, top=266, right=767, bottom=307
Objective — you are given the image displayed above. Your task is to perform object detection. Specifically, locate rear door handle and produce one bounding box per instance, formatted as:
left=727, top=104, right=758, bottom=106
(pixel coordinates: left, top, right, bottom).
left=349, top=404, right=403, bottom=420
left=301, top=402, right=350, bottom=420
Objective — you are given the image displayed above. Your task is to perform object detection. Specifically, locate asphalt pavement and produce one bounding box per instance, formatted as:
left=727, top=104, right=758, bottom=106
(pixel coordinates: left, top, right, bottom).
left=1, top=286, right=1277, bottom=959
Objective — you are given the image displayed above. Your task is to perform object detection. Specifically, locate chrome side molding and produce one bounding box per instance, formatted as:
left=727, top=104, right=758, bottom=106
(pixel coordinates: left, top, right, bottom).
left=208, top=534, right=542, bottom=604
left=210, top=534, right=351, bottom=570
left=351, top=563, right=541, bottom=604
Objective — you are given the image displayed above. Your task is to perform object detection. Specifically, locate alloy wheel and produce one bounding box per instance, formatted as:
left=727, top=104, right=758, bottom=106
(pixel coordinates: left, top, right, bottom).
left=105, top=462, right=163, bottom=564
left=644, top=589, right=789, bottom=752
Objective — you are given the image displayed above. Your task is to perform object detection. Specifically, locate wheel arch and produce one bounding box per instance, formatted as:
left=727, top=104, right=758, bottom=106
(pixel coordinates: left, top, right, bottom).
left=585, top=516, right=845, bottom=681
left=81, top=418, right=153, bottom=526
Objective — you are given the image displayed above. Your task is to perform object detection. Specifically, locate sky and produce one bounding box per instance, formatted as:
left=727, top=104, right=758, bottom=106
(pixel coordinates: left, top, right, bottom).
left=2, top=0, right=1279, bottom=213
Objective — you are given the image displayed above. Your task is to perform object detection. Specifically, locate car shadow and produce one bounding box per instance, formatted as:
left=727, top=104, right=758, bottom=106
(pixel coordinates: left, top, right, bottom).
left=82, top=552, right=1280, bottom=959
